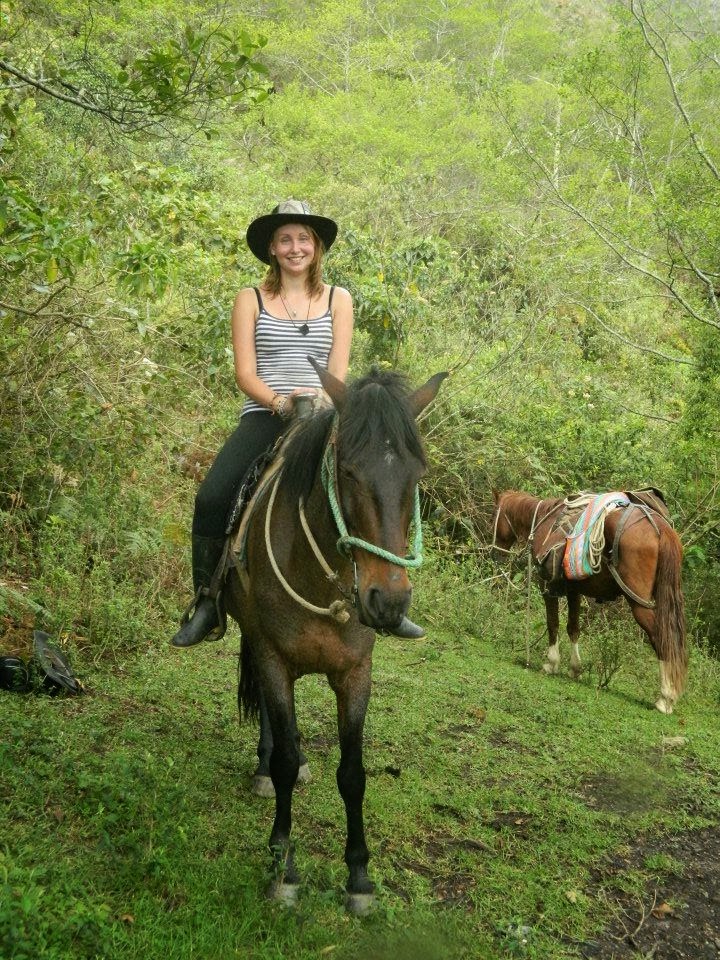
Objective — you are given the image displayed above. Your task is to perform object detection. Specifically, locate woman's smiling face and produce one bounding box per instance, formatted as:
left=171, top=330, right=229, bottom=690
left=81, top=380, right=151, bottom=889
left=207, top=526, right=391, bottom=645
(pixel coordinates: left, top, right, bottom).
left=270, top=223, right=316, bottom=274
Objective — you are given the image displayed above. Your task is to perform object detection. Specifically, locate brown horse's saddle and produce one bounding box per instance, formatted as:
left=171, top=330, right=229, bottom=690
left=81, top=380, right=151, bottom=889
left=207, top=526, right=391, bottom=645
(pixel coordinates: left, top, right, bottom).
left=224, top=443, right=281, bottom=537
left=535, top=487, right=669, bottom=597
left=223, top=415, right=316, bottom=592
left=623, top=487, right=670, bottom=521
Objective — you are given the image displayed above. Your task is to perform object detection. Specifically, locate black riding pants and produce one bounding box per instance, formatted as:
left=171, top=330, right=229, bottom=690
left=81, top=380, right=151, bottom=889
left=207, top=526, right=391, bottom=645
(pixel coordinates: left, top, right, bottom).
left=192, top=411, right=286, bottom=540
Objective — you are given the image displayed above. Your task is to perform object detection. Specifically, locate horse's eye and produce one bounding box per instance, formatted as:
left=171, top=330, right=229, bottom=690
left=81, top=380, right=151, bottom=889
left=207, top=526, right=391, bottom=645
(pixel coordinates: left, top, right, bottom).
left=339, top=467, right=359, bottom=485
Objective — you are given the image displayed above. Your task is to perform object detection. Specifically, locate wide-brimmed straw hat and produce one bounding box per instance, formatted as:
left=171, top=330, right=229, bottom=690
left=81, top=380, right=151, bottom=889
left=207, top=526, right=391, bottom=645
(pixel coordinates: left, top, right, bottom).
left=246, top=200, right=338, bottom=264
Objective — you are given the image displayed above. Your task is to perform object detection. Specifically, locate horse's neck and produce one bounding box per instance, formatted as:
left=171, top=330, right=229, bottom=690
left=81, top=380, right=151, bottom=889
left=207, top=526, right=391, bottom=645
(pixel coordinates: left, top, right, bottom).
left=505, top=494, right=546, bottom=540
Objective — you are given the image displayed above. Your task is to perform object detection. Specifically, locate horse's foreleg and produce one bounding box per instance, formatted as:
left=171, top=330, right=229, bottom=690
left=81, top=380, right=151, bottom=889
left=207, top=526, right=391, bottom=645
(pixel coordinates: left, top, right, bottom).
left=331, top=662, right=374, bottom=916
left=542, top=595, right=561, bottom=675
left=263, top=668, right=301, bottom=904
left=253, top=693, right=311, bottom=798
left=566, top=591, right=582, bottom=678
left=630, top=603, right=675, bottom=714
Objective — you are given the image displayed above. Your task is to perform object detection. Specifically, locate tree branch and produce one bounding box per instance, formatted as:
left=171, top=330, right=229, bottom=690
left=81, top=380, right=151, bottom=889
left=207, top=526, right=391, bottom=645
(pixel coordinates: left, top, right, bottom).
left=630, top=0, right=720, bottom=182
left=0, top=58, right=120, bottom=119
left=567, top=300, right=696, bottom=364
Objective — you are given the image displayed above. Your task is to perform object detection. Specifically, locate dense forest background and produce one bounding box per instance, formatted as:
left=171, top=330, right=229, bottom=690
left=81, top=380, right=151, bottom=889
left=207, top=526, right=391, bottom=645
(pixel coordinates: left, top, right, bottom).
left=1, top=0, right=718, bottom=655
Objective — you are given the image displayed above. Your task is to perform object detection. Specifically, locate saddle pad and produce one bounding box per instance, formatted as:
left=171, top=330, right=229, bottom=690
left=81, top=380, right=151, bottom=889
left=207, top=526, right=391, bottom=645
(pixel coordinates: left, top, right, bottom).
left=563, top=492, right=630, bottom=580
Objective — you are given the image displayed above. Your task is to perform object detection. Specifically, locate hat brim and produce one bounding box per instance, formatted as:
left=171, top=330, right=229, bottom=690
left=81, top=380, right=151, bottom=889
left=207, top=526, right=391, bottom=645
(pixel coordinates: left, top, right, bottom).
left=246, top=213, right=338, bottom=264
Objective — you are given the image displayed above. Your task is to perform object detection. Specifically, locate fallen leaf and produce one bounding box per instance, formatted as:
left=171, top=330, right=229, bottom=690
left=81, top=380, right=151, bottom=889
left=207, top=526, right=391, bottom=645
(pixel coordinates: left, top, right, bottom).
left=119, top=914, right=135, bottom=924
left=565, top=889, right=579, bottom=904
left=651, top=902, right=674, bottom=919
left=320, top=948, right=337, bottom=956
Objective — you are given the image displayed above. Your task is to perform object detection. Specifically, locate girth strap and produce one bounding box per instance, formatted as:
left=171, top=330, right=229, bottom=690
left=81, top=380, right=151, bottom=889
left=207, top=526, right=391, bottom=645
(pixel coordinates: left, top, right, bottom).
left=605, top=504, right=658, bottom=609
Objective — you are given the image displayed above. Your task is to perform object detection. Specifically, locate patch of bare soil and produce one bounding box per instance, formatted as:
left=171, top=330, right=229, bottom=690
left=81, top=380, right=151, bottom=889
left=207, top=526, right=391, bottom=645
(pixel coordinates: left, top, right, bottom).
left=581, top=826, right=720, bottom=959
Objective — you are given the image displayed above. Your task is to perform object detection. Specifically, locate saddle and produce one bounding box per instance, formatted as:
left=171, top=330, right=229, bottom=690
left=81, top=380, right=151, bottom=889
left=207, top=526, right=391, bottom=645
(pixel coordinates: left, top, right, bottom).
left=624, top=487, right=669, bottom=521
left=535, top=487, right=669, bottom=597
left=221, top=415, right=312, bottom=592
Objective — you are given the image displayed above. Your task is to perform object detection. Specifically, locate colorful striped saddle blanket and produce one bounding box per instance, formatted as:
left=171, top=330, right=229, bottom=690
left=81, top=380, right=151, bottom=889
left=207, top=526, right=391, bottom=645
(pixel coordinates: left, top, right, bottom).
left=562, top=492, right=631, bottom=580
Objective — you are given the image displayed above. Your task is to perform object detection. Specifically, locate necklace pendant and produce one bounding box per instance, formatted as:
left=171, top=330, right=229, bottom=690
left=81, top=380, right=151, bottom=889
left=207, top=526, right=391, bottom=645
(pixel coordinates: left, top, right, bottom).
left=299, top=323, right=310, bottom=336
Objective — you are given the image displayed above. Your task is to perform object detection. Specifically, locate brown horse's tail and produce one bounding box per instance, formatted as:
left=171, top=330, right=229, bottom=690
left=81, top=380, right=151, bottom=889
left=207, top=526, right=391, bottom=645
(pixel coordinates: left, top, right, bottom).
left=238, top=636, right=261, bottom=722
left=654, top=528, right=688, bottom=696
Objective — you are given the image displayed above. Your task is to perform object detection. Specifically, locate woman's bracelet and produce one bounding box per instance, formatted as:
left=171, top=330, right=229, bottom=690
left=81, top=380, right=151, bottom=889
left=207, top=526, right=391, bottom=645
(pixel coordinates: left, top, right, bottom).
left=270, top=393, right=290, bottom=419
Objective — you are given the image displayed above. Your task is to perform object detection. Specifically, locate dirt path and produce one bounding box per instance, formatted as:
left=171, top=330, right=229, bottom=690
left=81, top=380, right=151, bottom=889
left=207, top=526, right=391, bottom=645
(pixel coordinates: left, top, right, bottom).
left=582, top=826, right=720, bottom=959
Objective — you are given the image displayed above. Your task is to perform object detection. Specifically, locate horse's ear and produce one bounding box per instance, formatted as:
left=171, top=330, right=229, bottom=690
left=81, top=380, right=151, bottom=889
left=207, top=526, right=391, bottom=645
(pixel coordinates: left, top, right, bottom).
left=308, top=356, right=347, bottom=409
left=409, top=371, right=449, bottom=417
left=492, top=488, right=501, bottom=505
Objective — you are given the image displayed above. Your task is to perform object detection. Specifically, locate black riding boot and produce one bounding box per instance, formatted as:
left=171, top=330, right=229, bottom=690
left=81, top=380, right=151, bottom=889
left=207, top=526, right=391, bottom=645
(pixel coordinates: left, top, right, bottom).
left=171, top=535, right=227, bottom=648
left=390, top=617, right=426, bottom=639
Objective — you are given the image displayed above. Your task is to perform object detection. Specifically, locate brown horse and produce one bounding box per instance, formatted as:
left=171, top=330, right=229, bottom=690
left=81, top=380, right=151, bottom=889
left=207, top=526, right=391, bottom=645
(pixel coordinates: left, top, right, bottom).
left=491, top=490, right=687, bottom=714
left=226, top=363, right=446, bottom=914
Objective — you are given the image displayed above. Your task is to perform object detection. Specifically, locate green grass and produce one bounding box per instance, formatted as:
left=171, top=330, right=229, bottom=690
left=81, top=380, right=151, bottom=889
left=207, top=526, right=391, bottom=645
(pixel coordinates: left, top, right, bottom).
left=2, top=567, right=720, bottom=959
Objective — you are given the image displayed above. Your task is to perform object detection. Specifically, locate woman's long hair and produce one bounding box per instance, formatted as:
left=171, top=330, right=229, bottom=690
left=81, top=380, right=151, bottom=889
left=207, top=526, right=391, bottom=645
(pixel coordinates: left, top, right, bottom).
left=262, top=225, right=325, bottom=298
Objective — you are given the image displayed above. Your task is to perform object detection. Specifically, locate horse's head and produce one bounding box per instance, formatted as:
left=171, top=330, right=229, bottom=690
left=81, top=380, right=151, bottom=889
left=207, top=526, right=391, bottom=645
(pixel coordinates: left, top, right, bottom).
left=313, top=361, right=447, bottom=633
left=492, top=490, right=518, bottom=553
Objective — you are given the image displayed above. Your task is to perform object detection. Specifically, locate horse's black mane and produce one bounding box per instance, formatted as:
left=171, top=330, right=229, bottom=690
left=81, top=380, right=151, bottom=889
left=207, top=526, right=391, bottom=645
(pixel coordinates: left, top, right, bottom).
left=281, top=367, right=425, bottom=504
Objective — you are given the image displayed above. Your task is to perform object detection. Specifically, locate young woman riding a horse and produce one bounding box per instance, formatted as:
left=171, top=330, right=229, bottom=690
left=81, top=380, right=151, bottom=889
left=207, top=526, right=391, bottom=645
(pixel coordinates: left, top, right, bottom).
left=171, top=200, right=424, bottom=647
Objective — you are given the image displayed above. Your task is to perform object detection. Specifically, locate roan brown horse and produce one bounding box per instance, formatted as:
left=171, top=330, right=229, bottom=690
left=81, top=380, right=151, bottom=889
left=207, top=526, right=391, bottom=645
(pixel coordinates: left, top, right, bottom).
left=226, top=363, right=446, bottom=914
left=491, top=490, right=688, bottom=714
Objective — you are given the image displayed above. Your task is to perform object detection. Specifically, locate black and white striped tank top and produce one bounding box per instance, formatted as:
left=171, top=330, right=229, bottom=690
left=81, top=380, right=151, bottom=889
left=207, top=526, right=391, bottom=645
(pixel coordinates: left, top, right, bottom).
left=241, top=286, right=335, bottom=416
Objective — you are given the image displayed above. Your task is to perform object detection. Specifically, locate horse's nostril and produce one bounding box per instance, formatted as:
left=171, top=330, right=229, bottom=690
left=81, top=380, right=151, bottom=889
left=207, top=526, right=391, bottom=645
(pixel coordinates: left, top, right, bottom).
left=365, top=587, right=382, bottom=619
left=362, top=585, right=411, bottom=629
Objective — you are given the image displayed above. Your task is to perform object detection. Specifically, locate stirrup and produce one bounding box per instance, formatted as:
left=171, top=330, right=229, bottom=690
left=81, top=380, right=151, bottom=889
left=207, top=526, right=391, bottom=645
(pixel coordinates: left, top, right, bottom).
left=175, top=587, right=227, bottom=645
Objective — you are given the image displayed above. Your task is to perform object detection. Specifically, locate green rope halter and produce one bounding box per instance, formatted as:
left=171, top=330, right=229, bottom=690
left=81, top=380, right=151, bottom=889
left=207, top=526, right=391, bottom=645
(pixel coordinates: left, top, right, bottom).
left=321, top=420, right=424, bottom=568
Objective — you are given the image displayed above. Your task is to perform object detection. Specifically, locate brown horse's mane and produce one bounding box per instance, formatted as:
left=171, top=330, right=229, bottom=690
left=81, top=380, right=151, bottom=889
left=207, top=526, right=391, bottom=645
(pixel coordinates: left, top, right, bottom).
left=281, top=367, right=425, bottom=505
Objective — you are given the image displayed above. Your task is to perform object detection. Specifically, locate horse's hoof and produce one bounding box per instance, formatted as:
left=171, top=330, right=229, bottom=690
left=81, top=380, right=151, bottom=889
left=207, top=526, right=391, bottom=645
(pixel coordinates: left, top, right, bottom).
left=252, top=775, right=275, bottom=798
left=296, top=763, right=312, bottom=784
left=345, top=891, right=375, bottom=917
left=267, top=880, right=299, bottom=907
left=569, top=666, right=583, bottom=679
left=655, top=697, right=674, bottom=715
left=542, top=663, right=558, bottom=675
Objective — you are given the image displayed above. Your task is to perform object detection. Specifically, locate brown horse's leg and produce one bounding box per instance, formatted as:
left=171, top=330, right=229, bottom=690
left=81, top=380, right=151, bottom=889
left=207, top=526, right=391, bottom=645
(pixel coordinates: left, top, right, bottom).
left=252, top=693, right=311, bottom=799
left=542, top=595, right=561, bottom=675
left=262, top=664, right=301, bottom=904
left=330, top=661, right=374, bottom=916
left=629, top=603, right=678, bottom=715
left=566, top=590, right=583, bottom=678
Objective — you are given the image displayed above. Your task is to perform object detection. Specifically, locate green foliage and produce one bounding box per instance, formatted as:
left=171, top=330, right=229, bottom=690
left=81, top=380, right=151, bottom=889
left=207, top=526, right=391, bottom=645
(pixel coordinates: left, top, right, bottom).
left=1, top=1, right=270, bottom=134
left=0, top=0, right=719, bottom=648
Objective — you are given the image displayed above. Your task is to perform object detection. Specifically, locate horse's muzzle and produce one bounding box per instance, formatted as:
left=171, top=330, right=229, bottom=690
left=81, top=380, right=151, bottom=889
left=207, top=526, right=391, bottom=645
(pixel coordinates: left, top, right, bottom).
left=357, top=585, right=412, bottom=632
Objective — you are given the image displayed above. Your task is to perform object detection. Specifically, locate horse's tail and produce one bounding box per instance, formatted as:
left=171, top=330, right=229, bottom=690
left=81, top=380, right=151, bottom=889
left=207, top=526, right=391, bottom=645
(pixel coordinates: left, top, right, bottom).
left=238, top=636, right=261, bottom=723
left=654, top=527, right=688, bottom=696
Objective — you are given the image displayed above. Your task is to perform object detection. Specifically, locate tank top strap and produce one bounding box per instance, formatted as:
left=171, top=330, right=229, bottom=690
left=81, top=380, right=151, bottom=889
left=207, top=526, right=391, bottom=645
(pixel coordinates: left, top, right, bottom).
left=328, top=285, right=335, bottom=312
left=253, top=286, right=264, bottom=313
